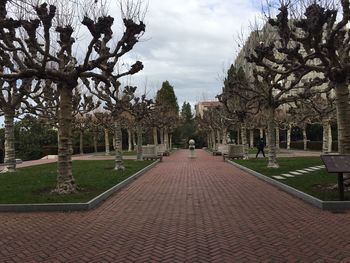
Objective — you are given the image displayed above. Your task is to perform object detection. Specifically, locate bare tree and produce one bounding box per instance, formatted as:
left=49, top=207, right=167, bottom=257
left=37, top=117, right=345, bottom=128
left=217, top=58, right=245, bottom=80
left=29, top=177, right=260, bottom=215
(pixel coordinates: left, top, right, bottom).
left=255, top=1, right=350, bottom=157
left=0, top=0, right=146, bottom=193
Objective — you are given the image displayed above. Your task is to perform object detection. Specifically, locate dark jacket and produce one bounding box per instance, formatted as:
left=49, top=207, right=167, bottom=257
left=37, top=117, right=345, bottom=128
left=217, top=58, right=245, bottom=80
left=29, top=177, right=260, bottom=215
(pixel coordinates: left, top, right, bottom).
left=257, top=140, right=265, bottom=150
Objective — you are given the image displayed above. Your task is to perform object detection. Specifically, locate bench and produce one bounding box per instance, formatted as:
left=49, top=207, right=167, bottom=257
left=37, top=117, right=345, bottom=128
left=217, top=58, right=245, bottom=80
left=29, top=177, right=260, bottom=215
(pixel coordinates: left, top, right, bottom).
left=156, top=144, right=170, bottom=156
left=142, top=145, right=163, bottom=161
left=223, top=145, right=244, bottom=161
left=214, top=144, right=229, bottom=156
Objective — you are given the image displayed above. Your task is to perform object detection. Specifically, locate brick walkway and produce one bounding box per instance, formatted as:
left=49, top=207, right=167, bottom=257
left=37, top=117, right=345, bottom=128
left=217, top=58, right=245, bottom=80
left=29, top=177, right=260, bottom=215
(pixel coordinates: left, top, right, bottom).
left=1, top=150, right=350, bottom=262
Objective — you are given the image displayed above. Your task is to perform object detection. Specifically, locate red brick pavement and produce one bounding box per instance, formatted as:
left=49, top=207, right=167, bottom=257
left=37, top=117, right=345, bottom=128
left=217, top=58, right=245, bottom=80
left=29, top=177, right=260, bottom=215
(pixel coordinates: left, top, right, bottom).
left=1, top=149, right=350, bottom=262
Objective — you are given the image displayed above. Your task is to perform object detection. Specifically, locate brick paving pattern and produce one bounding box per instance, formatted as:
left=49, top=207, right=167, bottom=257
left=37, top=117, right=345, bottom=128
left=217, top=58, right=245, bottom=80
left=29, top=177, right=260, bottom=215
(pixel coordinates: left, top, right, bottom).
left=1, top=149, right=350, bottom=262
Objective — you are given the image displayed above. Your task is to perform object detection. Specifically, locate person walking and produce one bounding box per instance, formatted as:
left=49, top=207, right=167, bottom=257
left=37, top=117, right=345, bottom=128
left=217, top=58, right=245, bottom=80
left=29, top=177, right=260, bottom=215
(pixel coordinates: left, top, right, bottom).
left=256, top=138, right=266, bottom=158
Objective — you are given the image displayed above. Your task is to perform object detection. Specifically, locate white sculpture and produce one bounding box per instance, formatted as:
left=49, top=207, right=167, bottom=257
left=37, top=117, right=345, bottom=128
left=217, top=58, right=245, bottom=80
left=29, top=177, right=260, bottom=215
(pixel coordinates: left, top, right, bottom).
left=188, top=139, right=195, bottom=158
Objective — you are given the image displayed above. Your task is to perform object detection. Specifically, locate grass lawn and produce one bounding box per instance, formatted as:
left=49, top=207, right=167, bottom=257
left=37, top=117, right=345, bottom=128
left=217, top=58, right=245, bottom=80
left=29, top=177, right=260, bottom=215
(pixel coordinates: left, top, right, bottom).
left=248, top=148, right=269, bottom=155
left=93, top=150, right=137, bottom=156
left=234, top=157, right=349, bottom=201
left=0, top=160, right=153, bottom=204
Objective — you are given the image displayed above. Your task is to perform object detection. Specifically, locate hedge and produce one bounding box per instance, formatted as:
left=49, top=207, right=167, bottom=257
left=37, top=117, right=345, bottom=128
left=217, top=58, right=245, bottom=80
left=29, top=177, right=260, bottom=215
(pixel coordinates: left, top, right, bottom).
left=280, top=141, right=338, bottom=152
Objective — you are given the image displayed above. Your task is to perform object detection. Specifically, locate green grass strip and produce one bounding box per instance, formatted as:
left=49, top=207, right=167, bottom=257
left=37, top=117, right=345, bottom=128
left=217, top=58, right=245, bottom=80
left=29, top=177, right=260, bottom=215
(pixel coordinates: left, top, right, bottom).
left=234, top=157, right=350, bottom=201
left=0, top=160, right=153, bottom=204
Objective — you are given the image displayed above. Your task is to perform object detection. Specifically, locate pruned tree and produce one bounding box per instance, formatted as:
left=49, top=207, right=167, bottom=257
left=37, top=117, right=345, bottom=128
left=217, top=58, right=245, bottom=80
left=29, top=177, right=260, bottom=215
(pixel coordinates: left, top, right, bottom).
left=242, top=21, right=327, bottom=167
left=218, top=65, right=260, bottom=159
left=0, top=78, right=41, bottom=172
left=94, top=111, right=114, bottom=155
left=0, top=0, right=146, bottom=193
left=253, top=1, right=350, bottom=158
left=129, top=93, right=154, bottom=160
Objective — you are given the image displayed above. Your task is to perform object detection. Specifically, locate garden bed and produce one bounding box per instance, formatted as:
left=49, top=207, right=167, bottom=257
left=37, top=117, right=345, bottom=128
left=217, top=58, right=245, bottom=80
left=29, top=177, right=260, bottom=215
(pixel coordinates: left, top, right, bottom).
left=233, top=157, right=350, bottom=201
left=0, top=160, right=153, bottom=204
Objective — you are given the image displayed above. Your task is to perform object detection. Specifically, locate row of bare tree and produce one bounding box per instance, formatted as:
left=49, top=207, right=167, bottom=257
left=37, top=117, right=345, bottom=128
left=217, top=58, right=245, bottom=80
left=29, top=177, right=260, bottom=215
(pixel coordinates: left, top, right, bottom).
left=200, top=0, right=347, bottom=170
left=0, top=0, right=180, bottom=194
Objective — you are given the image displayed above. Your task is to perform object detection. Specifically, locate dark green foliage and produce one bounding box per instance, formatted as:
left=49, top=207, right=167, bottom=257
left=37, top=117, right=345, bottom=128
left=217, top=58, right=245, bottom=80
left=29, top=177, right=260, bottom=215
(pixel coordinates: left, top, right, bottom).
left=0, top=160, right=152, bottom=204
left=172, top=102, right=206, bottom=148
left=14, top=115, right=57, bottom=161
left=156, top=81, right=179, bottom=114
left=181, top=102, right=193, bottom=122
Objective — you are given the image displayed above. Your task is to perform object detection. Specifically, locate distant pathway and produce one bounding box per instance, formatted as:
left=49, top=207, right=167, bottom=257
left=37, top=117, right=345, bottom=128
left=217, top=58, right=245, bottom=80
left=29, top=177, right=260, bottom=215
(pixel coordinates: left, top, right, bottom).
left=1, top=150, right=350, bottom=262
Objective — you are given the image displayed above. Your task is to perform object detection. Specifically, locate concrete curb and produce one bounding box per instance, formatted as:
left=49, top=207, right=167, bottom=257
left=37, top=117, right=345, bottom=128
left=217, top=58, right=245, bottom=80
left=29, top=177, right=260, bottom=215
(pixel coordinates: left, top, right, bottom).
left=0, top=160, right=159, bottom=213
left=226, top=160, right=350, bottom=211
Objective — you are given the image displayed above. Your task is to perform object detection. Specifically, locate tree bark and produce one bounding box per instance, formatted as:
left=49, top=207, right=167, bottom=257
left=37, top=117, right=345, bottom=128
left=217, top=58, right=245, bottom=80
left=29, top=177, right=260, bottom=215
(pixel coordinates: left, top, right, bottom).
left=104, top=128, right=110, bottom=155
left=302, top=126, right=307, bottom=151
left=287, top=124, right=291, bottom=150
left=222, top=128, right=227, bottom=144
left=127, top=129, right=133, bottom=151
left=160, top=128, right=164, bottom=144
left=55, top=86, right=76, bottom=194
left=217, top=130, right=221, bottom=144
left=241, top=123, right=248, bottom=159
left=164, top=128, right=169, bottom=150
left=79, top=130, right=84, bottom=154
left=153, top=127, right=158, bottom=145
left=259, top=128, right=264, bottom=139
left=169, top=134, right=173, bottom=150
left=334, top=83, right=350, bottom=154
left=322, top=119, right=329, bottom=153
left=114, top=120, right=124, bottom=170
left=267, top=107, right=279, bottom=168
left=250, top=129, right=254, bottom=148
left=276, top=127, right=280, bottom=151
left=334, top=82, right=350, bottom=186
left=136, top=124, right=143, bottom=160
left=2, top=112, right=16, bottom=173
left=328, top=123, right=332, bottom=153
left=133, top=131, right=137, bottom=150
left=112, top=135, right=116, bottom=150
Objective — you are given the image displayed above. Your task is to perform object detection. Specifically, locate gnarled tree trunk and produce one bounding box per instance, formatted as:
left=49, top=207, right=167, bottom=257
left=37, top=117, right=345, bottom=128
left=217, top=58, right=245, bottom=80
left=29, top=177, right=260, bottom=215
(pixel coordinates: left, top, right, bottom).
left=250, top=129, right=254, bottom=148
left=302, top=126, right=307, bottom=151
left=127, top=129, right=132, bottom=151
left=328, top=123, right=332, bottom=153
left=153, top=127, right=158, bottom=145
left=334, top=82, right=350, bottom=185
left=2, top=112, right=16, bottom=173
left=241, top=123, right=248, bottom=159
left=160, top=128, right=164, bottom=145
left=164, top=128, right=169, bottom=150
left=136, top=124, right=143, bottom=160
left=133, top=131, right=137, bottom=150
left=276, top=127, right=280, bottom=151
left=287, top=124, right=291, bottom=150
left=55, top=86, right=76, bottom=194
left=267, top=107, right=278, bottom=168
left=222, top=128, right=227, bottom=144
left=114, top=120, right=124, bottom=170
left=112, top=135, right=116, bottom=150
left=322, top=119, right=330, bottom=153
left=104, top=128, right=110, bottom=155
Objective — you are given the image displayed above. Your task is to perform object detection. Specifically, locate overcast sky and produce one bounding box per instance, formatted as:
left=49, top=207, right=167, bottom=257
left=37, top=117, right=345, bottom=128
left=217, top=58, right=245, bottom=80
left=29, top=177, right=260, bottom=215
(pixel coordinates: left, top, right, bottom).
left=0, top=0, right=263, bottom=126
left=122, top=0, right=263, bottom=108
